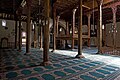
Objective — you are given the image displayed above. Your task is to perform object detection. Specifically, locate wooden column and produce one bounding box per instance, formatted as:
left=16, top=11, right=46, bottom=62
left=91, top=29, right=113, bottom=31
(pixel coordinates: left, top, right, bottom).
left=76, top=0, right=84, bottom=58
left=112, top=6, right=117, bottom=50
left=87, top=13, right=91, bottom=47
left=96, top=0, right=103, bottom=54
left=104, top=24, right=106, bottom=46
left=66, top=21, right=69, bottom=35
left=15, top=18, right=18, bottom=49
left=34, top=24, right=37, bottom=48
left=41, top=0, right=51, bottom=66
left=40, top=25, right=43, bottom=49
left=56, top=16, right=60, bottom=35
left=18, top=15, right=22, bottom=51
left=52, top=4, right=56, bottom=52
left=71, top=9, right=76, bottom=50
left=26, top=0, right=31, bottom=54
left=65, top=21, right=69, bottom=48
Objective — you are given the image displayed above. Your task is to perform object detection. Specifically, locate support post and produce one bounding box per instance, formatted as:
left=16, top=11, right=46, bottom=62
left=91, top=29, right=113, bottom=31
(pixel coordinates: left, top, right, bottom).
left=87, top=13, right=91, bottom=47
left=52, top=4, right=56, bottom=52
left=34, top=24, right=37, bottom=48
left=40, top=26, right=43, bottom=49
left=103, top=24, right=106, bottom=46
left=26, top=0, right=31, bottom=54
left=96, top=0, right=103, bottom=54
left=41, top=0, right=51, bottom=66
left=65, top=21, right=69, bottom=48
left=76, top=0, right=84, bottom=58
left=112, top=6, right=117, bottom=52
left=71, top=9, right=76, bottom=50
left=66, top=21, right=69, bottom=35
left=18, top=15, right=22, bottom=52
left=56, top=16, right=60, bottom=36
left=15, top=17, right=18, bottom=49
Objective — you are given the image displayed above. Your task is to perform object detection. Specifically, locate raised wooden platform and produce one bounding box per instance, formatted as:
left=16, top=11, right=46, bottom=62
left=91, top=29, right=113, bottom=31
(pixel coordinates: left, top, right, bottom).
left=56, top=35, right=90, bottom=40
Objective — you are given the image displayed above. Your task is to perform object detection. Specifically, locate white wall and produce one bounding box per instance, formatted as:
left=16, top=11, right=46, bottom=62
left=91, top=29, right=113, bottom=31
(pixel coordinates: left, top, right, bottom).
left=106, top=23, right=113, bottom=47
left=116, top=22, right=120, bottom=48
left=0, top=19, right=15, bottom=42
left=105, top=22, right=120, bottom=48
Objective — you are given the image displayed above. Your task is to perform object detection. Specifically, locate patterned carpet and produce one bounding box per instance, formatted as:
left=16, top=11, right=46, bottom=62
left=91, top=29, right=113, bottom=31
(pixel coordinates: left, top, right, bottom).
left=0, top=47, right=120, bottom=80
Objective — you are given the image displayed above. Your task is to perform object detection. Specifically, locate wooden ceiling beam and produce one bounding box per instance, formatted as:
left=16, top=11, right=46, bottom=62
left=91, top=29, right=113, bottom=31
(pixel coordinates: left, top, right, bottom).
left=82, top=5, right=91, bottom=9
left=85, top=0, right=120, bottom=13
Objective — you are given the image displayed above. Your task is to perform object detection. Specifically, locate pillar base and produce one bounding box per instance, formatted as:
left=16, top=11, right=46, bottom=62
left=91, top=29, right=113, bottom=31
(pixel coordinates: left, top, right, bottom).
left=75, top=54, right=85, bottom=58
left=96, top=51, right=102, bottom=54
left=17, top=50, right=22, bottom=52
left=71, top=49, right=75, bottom=51
left=51, top=50, right=55, bottom=52
left=40, top=48, right=43, bottom=50
left=40, top=61, right=52, bottom=66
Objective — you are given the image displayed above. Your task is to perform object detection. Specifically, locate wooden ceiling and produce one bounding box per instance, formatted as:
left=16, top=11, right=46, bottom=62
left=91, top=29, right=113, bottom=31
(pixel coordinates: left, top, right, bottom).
left=55, top=0, right=120, bottom=24
left=0, top=0, right=120, bottom=24
left=0, top=0, right=22, bottom=14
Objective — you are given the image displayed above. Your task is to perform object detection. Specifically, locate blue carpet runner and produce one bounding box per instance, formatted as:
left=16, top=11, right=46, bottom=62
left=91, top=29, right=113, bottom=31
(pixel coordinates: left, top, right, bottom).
left=0, top=48, right=120, bottom=80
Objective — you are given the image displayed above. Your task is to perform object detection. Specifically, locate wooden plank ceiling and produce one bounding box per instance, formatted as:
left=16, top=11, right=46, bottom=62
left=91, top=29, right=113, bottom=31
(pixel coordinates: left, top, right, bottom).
left=54, top=0, right=120, bottom=24
left=0, top=0, right=120, bottom=24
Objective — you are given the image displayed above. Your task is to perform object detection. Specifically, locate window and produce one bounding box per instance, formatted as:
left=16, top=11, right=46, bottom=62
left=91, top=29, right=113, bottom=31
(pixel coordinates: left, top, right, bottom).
left=2, top=20, right=6, bottom=26
left=22, top=32, right=26, bottom=37
left=22, top=32, right=26, bottom=45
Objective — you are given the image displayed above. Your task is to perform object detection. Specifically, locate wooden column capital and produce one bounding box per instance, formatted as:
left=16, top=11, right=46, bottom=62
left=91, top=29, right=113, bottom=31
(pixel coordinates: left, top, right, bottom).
left=16, top=7, right=22, bottom=16
left=86, top=13, right=91, bottom=19
left=96, top=0, right=103, bottom=6
left=72, top=9, right=77, bottom=14
left=26, top=0, right=32, bottom=7
left=112, top=6, right=117, bottom=14
left=56, top=15, right=60, bottom=20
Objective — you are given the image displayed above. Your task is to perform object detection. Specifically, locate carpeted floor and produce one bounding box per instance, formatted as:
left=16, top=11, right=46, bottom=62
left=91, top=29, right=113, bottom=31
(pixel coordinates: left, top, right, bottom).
left=0, top=47, right=120, bottom=80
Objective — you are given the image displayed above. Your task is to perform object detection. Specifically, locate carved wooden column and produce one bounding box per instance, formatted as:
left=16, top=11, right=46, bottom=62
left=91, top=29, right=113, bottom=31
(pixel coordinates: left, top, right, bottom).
left=87, top=13, right=91, bottom=47
left=26, top=0, right=31, bottom=54
left=72, top=9, right=76, bottom=50
left=96, top=0, right=103, bottom=54
left=52, top=4, right=56, bottom=52
left=15, top=15, right=18, bottom=49
left=112, top=6, right=117, bottom=51
left=41, top=0, right=51, bottom=66
left=76, top=0, right=84, bottom=58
